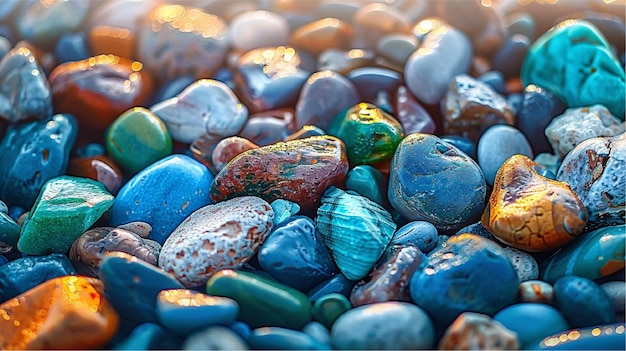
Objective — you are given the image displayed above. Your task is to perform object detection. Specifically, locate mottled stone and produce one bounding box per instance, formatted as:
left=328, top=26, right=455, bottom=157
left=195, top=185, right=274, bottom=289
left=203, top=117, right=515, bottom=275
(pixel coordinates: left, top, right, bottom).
left=477, top=124, right=534, bottom=185
left=138, top=4, right=228, bottom=82
left=0, top=276, right=118, bottom=350
left=482, top=155, right=588, bottom=252
left=159, top=196, right=273, bottom=288
left=518, top=280, right=555, bottom=304
left=210, top=136, right=259, bottom=173
left=541, top=225, right=625, bottom=283
left=67, top=155, right=123, bottom=194
left=439, top=312, right=519, bottom=350
left=501, top=247, right=539, bottom=282
left=557, top=133, right=625, bottom=230
left=444, top=74, right=515, bottom=142
left=331, top=302, right=435, bottom=350
left=210, top=136, right=349, bottom=214
left=290, top=18, right=353, bottom=56
left=150, top=79, right=248, bottom=144
left=554, top=275, right=615, bottom=328
left=229, top=10, right=289, bottom=52
left=389, top=133, right=487, bottom=233
left=493, top=303, right=569, bottom=348
left=351, top=3, right=411, bottom=50
left=316, top=187, right=396, bottom=281
left=521, top=20, right=625, bottom=119
left=0, top=47, right=52, bottom=123
left=394, top=85, right=436, bottom=135
left=17, top=176, right=115, bottom=256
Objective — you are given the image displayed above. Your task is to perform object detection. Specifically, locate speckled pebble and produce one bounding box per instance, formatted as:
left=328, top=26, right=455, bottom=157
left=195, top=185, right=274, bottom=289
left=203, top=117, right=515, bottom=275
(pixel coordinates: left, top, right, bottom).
left=553, top=275, right=616, bottom=328
left=390, top=221, right=438, bottom=254
left=501, top=246, right=539, bottom=282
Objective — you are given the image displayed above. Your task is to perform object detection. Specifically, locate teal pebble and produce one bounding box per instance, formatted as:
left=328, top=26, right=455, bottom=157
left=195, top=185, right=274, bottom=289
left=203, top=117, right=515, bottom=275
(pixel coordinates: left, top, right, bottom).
left=345, top=165, right=390, bottom=209
left=494, top=303, right=570, bottom=348
left=553, top=275, right=616, bottom=328
left=248, top=327, right=330, bottom=350
left=303, top=321, right=331, bottom=346
left=270, top=199, right=301, bottom=226
left=112, top=323, right=181, bottom=351
left=0, top=211, right=20, bottom=247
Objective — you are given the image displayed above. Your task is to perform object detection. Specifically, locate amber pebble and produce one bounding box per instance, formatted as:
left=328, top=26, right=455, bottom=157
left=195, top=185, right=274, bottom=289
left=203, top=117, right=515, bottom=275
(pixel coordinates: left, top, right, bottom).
left=67, top=155, right=123, bottom=194
left=89, top=25, right=137, bottom=59
left=212, top=136, right=259, bottom=173
left=439, top=312, right=519, bottom=350
left=49, top=54, right=153, bottom=135
left=482, top=155, right=588, bottom=252
left=0, top=276, right=119, bottom=350
left=289, top=17, right=354, bottom=57
left=210, top=136, right=349, bottom=214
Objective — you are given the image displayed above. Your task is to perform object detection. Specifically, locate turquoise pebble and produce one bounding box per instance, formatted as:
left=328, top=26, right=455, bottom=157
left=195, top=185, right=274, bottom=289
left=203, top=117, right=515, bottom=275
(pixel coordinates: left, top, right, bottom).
left=345, top=165, right=390, bottom=209
left=0, top=211, right=20, bottom=247
left=553, top=275, right=616, bottom=328
left=477, top=124, right=534, bottom=185
left=156, top=289, right=239, bottom=336
left=230, top=321, right=252, bottom=340
left=270, top=199, right=300, bottom=226
left=312, top=293, right=352, bottom=329
left=308, top=274, right=355, bottom=303
left=248, top=327, right=330, bottom=350
left=494, top=303, right=569, bottom=348
left=531, top=323, right=626, bottom=350
left=0, top=254, right=75, bottom=302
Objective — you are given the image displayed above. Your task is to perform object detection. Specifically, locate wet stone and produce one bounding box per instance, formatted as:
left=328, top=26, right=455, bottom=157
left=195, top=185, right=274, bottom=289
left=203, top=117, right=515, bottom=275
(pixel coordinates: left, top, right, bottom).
left=182, top=325, right=249, bottom=350
left=490, top=34, right=531, bottom=79
left=317, top=48, right=376, bottom=75
left=347, top=67, right=402, bottom=104
left=438, top=312, right=520, bottom=350
left=0, top=212, right=19, bottom=247
left=553, top=275, right=616, bottom=328
left=501, top=246, right=539, bottom=282
left=312, top=293, right=352, bottom=329
left=308, top=273, right=356, bottom=303
left=66, top=154, right=123, bottom=194
left=210, top=136, right=259, bottom=173
left=345, top=165, right=389, bottom=209
left=376, top=33, right=419, bottom=66
left=391, top=221, right=438, bottom=254
left=248, top=327, right=329, bottom=350
left=238, top=109, right=295, bottom=147
left=600, top=281, right=626, bottom=322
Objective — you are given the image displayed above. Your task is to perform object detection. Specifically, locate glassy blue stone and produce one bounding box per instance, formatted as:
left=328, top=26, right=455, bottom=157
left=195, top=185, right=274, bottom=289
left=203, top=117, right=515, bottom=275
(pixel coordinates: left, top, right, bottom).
left=553, top=275, right=615, bottom=328
left=112, top=323, right=182, bottom=351
left=391, top=221, right=438, bottom=254
left=270, top=199, right=300, bottom=226
left=316, top=187, right=396, bottom=281
left=0, top=253, right=76, bottom=302
left=491, top=34, right=531, bottom=79
left=99, top=252, right=184, bottom=328
left=0, top=113, right=77, bottom=208
left=248, top=327, right=330, bottom=350
left=303, top=321, right=331, bottom=346
left=440, top=135, right=477, bottom=160
left=477, top=124, right=534, bottom=185
left=55, top=31, right=90, bottom=64
left=494, top=303, right=569, bottom=348
left=532, top=323, right=626, bottom=350
left=345, top=165, right=389, bottom=209
left=515, top=85, right=566, bottom=154
left=308, top=273, right=356, bottom=302
left=347, top=67, right=402, bottom=104
left=0, top=211, right=19, bottom=247
left=0, top=47, right=53, bottom=123
left=109, top=154, right=213, bottom=245
left=477, top=70, right=506, bottom=95
left=312, top=293, right=352, bottom=329
left=258, top=216, right=337, bottom=291
left=229, top=321, right=252, bottom=341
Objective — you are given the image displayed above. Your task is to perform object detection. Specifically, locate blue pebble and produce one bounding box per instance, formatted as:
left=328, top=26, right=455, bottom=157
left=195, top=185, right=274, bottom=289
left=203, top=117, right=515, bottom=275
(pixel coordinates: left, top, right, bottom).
left=345, top=165, right=390, bottom=209
left=0, top=211, right=20, bottom=246
left=8, top=205, right=25, bottom=222
left=494, top=303, right=569, bottom=348
left=258, top=216, right=337, bottom=291
left=515, top=84, right=566, bottom=154
left=391, top=221, right=438, bottom=253
left=491, top=34, right=531, bottom=79
left=439, top=135, right=477, bottom=161
left=308, top=273, right=356, bottom=302
left=54, top=31, right=90, bottom=64
left=303, top=321, right=331, bottom=345
left=0, top=253, right=76, bottom=302
left=270, top=199, right=300, bottom=226
left=477, top=124, right=534, bottom=185
left=149, top=74, right=195, bottom=105
left=0, top=0, right=20, bottom=21
left=109, top=154, right=213, bottom=244
left=0, top=200, right=7, bottom=214
left=229, top=321, right=252, bottom=340
left=507, top=93, right=523, bottom=116
left=248, top=327, right=330, bottom=350
left=554, top=275, right=616, bottom=328
left=478, top=71, right=507, bottom=95
left=347, top=67, right=402, bottom=103
left=213, top=67, right=236, bottom=91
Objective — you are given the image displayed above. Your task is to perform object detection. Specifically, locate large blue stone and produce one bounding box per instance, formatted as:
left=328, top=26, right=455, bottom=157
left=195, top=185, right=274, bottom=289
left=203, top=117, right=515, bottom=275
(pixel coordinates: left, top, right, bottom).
left=553, top=275, right=616, bottom=328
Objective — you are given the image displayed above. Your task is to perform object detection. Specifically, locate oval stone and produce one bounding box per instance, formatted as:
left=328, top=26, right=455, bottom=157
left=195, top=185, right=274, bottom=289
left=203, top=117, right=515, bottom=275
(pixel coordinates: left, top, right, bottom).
left=159, top=196, right=274, bottom=288
left=248, top=327, right=328, bottom=350
left=210, top=136, right=349, bottom=214
left=493, top=303, right=569, bottom=348
left=345, top=165, right=389, bottom=209
left=477, top=124, right=534, bottom=185
left=312, top=293, right=352, bottom=328
left=391, top=221, right=438, bottom=253
left=289, top=17, right=354, bottom=57
left=518, top=280, right=555, bottom=304
left=553, top=275, right=615, bottom=328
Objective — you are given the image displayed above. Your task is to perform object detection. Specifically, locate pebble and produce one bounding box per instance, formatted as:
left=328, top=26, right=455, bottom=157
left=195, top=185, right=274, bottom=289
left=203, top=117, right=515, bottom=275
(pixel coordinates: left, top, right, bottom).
left=0, top=276, right=118, bottom=350
left=389, top=133, right=486, bottom=233
left=114, top=323, right=180, bottom=350
left=205, top=269, right=311, bottom=329
left=351, top=3, right=411, bottom=50
left=316, top=187, right=396, bottom=281
left=438, top=312, right=520, bottom=350
left=159, top=196, right=273, bottom=288
left=258, top=216, right=336, bottom=291
left=482, top=155, right=588, bottom=252
left=317, top=48, right=376, bottom=75
left=238, top=109, right=296, bottom=147
left=518, top=280, right=555, bottom=304
left=290, top=18, right=353, bottom=57
left=248, top=327, right=329, bottom=350
left=490, top=34, right=531, bottom=79
left=308, top=273, right=356, bottom=303
left=303, top=321, right=332, bottom=345
left=493, top=303, right=569, bottom=348
left=345, top=165, right=390, bottom=209
left=269, top=199, right=300, bottom=226
left=394, top=85, right=436, bottom=135
left=109, top=154, right=213, bottom=244
left=66, top=154, right=123, bottom=194
left=501, top=246, right=540, bottom=282
left=0, top=211, right=19, bottom=247
left=17, top=176, right=114, bottom=255
left=208, top=136, right=259, bottom=173
left=182, top=325, right=249, bottom=350
left=553, top=275, right=616, bottom=328
left=331, top=302, right=435, bottom=350
left=600, top=281, right=626, bottom=322
left=391, top=221, right=438, bottom=253
left=347, top=67, right=402, bottom=104
left=229, top=11, right=289, bottom=52
left=312, top=293, right=352, bottom=329
left=376, top=33, right=419, bottom=65
left=440, top=135, right=477, bottom=160
left=477, top=124, right=534, bottom=185
left=54, top=31, right=90, bottom=64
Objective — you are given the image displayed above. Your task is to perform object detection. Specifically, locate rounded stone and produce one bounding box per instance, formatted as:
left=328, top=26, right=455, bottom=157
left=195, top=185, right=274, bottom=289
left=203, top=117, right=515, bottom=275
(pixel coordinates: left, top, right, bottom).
left=553, top=275, right=616, bottom=328
left=518, top=280, right=555, bottom=304
left=477, top=124, right=534, bottom=185
left=229, top=10, right=289, bottom=52
left=390, top=221, right=438, bottom=254
left=501, top=247, right=539, bottom=282
left=289, top=17, right=354, bottom=57
left=493, top=303, right=569, bottom=348
left=312, top=293, right=352, bottom=329
left=439, top=312, right=519, bottom=350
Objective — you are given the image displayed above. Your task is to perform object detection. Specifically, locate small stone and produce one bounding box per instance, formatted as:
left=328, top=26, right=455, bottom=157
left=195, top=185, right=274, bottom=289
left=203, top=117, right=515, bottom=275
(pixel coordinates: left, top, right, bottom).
left=0, top=212, right=19, bottom=247
left=345, top=165, right=389, bottom=209
left=376, top=33, right=419, bottom=65
left=270, top=199, right=300, bottom=226
left=477, top=124, right=534, bottom=185
left=439, top=312, right=519, bottom=350
left=17, top=176, right=114, bottom=256
left=182, top=325, right=249, bottom=350
left=238, top=109, right=296, bottom=147
left=248, top=327, right=329, bottom=350
left=114, top=323, right=180, bottom=350
left=205, top=136, right=259, bottom=173
left=518, top=280, right=555, bottom=304
left=0, top=276, right=118, bottom=350
left=394, top=85, right=436, bottom=135
left=312, top=293, right=352, bottom=329
left=493, top=303, right=569, bottom=348
left=554, top=275, right=616, bottom=328
left=290, top=17, right=354, bottom=57
left=391, top=221, right=438, bottom=253
left=67, top=155, right=123, bottom=194
left=317, top=48, right=375, bottom=75
left=501, top=247, right=539, bottom=282
left=229, top=10, right=289, bottom=52
left=308, top=274, right=356, bottom=303
left=347, top=67, right=402, bottom=104
left=303, top=321, right=332, bottom=346
left=600, top=281, right=626, bottom=322
left=490, top=34, right=530, bottom=79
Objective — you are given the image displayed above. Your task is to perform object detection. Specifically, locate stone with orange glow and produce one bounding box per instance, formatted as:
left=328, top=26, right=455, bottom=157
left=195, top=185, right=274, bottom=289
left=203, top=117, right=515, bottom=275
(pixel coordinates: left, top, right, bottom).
left=0, top=276, right=118, bottom=350
left=89, top=25, right=137, bottom=59
left=481, top=155, right=588, bottom=252
left=438, top=312, right=519, bottom=350
left=289, top=18, right=354, bottom=56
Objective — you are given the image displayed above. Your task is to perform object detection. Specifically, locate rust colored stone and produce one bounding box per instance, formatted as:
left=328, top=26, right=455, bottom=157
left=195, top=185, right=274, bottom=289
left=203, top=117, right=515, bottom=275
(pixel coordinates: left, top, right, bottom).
left=89, top=25, right=137, bottom=59
left=210, top=136, right=349, bottom=214
left=67, top=155, right=123, bottom=194
left=289, top=18, right=354, bottom=56
left=481, top=155, right=588, bottom=252
left=0, top=276, right=119, bottom=350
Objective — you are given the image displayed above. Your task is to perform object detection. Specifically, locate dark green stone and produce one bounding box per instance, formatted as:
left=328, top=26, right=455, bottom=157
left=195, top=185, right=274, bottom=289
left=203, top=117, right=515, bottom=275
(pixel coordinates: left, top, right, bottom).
left=0, top=212, right=20, bottom=247
left=205, top=269, right=312, bottom=329
left=312, top=293, right=352, bottom=329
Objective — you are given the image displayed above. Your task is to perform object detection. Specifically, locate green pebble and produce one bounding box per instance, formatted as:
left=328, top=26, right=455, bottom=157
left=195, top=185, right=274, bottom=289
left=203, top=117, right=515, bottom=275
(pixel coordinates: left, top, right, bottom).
left=312, top=293, right=352, bottom=329
left=17, top=175, right=115, bottom=255
left=205, top=269, right=312, bottom=329
left=106, top=107, right=172, bottom=174
left=328, top=102, right=404, bottom=165
left=0, top=212, right=20, bottom=247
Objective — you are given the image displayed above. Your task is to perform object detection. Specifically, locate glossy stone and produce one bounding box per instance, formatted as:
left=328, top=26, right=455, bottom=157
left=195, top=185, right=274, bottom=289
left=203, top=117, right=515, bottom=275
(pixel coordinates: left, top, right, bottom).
left=347, top=67, right=402, bottom=104
left=303, top=322, right=331, bottom=346
left=106, top=107, right=172, bottom=174
left=238, top=109, right=295, bottom=147
left=410, top=234, right=518, bottom=328
left=541, top=225, right=625, bottom=283
left=532, top=323, right=626, bottom=350
left=477, top=124, right=534, bottom=185
left=439, top=312, right=520, bottom=350
left=518, top=280, right=555, bottom=304
left=159, top=196, right=272, bottom=288
left=210, top=136, right=349, bottom=214
left=49, top=54, right=153, bottom=134
left=69, top=226, right=161, bottom=277
left=248, top=327, right=329, bottom=350
left=88, top=25, right=136, bottom=59
left=295, top=70, right=360, bottom=131
left=285, top=125, right=326, bottom=141
left=601, top=281, right=626, bottom=322
left=0, top=212, right=19, bottom=247
left=0, top=47, right=52, bottom=123
left=209, top=136, right=259, bottom=173
left=99, top=252, right=184, bottom=327
left=312, top=293, right=352, bottom=329
left=350, top=245, right=425, bottom=306
left=150, top=79, right=248, bottom=144
left=482, top=155, right=588, bottom=252
left=0, top=276, right=118, bottom=350
left=258, top=216, right=336, bottom=291
left=138, top=4, right=228, bottom=82
left=229, top=10, right=289, bottom=52
left=156, top=289, right=239, bottom=335
left=389, top=133, right=487, bottom=233
left=316, top=187, right=395, bottom=281
left=290, top=17, right=353, bottom=57
left=270, top=199, right=300, bottom=226
left=376, top=33, right=419, bottom=65
left=345, top=165, right=389, bottom=208
left=351, top=3, right=411, bottom=50
left=317, top=48, right=376, bottom=75
left=391, top=221, right=438, bottom=253
left=110, top=154, right=213, bottom=244
left=67, top=155, right=123, bottom=194
left=234, top=45, right=311, bottom=114
left=557, top=133, right=625, bottom=230
left=440, top=135, right=477, bottom=160
left=394, top=85, right=436, bottom=135
left=328, top=102, right=404, bottom=165
left=182, top=325, right=248, bottom=350
left=17, top=176, right=114, bottom=256
left=114, top=322, right=181, bottom=350
left=444, top=74, right=515, bottom=142
left=404, top=25, right=472, bottom=105
left=546, top=105, right=625, bottom=159
left=55, top=31, right=90, bottom=64
left=205, top=269, right=311, bottom=329
left=493, top=303, right=569, bottom=348
left=0, top=254, right=76, bottom=302
left=331, top=302, right=435, bottom=350
left=521, top=20, right=625, bottom=119
left=554, top=275, right=615, bottom=328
